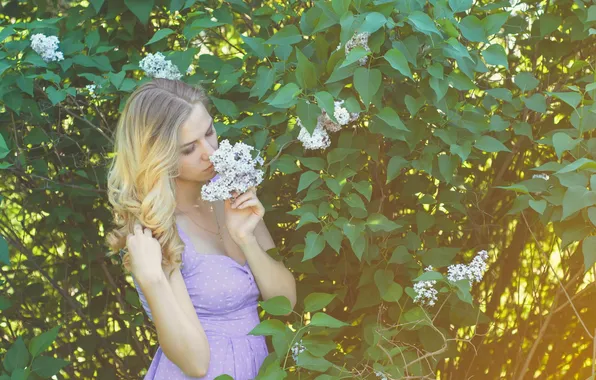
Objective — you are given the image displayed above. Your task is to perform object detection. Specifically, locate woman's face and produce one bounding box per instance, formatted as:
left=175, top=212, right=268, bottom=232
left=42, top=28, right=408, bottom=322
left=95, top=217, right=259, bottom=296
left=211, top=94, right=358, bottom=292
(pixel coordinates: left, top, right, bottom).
left=177, top=102, right=218, bottom=183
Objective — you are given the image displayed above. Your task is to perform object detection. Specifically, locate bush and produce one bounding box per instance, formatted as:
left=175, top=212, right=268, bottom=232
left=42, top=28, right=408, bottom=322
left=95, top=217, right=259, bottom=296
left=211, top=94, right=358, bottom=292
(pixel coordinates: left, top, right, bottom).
left=1, top=0, right=595, bottom=378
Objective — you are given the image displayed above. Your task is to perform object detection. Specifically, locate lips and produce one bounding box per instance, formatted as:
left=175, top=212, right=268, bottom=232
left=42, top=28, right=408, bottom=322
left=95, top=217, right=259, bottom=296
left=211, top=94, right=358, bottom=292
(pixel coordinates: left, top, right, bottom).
left=205, top=164, right=214, bottom=171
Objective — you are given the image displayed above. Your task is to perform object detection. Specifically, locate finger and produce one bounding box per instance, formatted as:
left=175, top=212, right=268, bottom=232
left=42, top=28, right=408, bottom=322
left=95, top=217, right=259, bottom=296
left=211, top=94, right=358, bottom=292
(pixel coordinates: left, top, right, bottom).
left=236, top=199, right=258, bottom=209
left=144, top=228, right=152, bottom=236
left=134, top=223, right=143, bottom=235
left=231, top=191, right=253, bottom=208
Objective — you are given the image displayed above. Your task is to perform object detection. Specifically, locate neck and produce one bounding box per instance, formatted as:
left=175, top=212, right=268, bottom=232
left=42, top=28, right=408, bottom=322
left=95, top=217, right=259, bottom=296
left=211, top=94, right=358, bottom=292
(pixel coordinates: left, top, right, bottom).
left=174, top=178, right=211, bottom=215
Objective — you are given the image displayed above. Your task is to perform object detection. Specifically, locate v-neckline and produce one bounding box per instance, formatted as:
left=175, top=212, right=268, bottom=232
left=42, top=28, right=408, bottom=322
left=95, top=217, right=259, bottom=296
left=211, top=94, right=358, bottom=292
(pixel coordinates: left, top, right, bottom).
left=175, top=220, right=248, bottom=267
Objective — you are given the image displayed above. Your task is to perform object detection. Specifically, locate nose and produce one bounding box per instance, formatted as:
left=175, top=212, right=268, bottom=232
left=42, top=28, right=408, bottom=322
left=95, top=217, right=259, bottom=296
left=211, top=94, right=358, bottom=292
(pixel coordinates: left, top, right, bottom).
left=200, top=140, right=217, bottom=161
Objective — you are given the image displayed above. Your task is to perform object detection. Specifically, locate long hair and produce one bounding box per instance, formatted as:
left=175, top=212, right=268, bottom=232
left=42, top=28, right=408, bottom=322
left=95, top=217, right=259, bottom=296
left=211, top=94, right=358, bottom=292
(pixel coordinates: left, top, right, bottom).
left=105, top=78, right=209, bottom=274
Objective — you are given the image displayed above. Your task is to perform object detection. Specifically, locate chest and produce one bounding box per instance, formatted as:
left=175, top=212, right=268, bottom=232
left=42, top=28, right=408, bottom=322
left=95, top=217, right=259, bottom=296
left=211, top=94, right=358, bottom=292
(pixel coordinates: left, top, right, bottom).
left=178, top=200, right=247, bottom=264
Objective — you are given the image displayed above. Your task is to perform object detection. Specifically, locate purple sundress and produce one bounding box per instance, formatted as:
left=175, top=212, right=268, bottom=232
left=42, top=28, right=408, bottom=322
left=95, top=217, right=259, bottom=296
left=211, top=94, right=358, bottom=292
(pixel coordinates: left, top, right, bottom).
left=132, top=221, right=269, bottom=379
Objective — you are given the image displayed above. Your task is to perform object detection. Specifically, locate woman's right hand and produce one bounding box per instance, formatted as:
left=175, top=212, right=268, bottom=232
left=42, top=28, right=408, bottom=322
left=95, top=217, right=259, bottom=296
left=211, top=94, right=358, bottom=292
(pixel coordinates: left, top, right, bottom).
left=124, top=222, right=163, bottom=283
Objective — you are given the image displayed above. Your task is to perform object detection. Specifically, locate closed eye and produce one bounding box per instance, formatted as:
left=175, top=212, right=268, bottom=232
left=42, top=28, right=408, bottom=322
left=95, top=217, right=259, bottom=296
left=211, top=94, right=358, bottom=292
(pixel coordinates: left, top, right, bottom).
left=182, top=128, right=215, bottom=155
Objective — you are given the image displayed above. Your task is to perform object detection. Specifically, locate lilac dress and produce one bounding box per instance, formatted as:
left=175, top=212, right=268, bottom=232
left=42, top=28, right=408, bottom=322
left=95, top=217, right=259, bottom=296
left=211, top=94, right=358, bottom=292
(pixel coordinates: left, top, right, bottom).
left=132, top=221, right=269, bottom=379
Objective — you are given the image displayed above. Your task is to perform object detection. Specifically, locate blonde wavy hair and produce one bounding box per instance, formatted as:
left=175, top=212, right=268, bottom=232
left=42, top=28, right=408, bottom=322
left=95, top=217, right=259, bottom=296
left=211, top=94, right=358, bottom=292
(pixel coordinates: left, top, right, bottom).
left=105, top=78, right=209, bottom=274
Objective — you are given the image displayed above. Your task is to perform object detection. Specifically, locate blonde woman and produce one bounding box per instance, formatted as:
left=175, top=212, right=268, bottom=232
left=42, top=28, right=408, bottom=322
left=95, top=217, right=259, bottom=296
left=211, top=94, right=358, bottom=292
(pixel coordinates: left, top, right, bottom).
left=105, top=78, right=297, bottom=379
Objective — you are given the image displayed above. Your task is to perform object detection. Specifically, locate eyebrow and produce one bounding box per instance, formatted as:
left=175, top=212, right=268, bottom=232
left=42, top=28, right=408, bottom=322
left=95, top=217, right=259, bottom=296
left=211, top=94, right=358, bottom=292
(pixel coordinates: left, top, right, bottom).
left=180, top=120, right=214, bottom=148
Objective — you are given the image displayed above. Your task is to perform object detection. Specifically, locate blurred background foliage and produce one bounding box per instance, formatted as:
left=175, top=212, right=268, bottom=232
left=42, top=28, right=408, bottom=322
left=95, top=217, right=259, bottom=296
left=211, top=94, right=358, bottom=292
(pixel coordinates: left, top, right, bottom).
left=0, top=0, right=596, bottom=378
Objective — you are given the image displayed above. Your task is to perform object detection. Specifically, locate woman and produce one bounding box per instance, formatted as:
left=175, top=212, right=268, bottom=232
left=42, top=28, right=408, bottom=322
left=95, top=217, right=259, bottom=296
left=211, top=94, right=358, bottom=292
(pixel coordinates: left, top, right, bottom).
left=105, top=78, right=297, bottom=379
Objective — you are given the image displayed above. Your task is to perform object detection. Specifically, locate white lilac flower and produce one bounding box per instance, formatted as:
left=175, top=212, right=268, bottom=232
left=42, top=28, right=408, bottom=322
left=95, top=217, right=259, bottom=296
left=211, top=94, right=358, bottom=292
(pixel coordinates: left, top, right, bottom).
left=200, top=139, right=265, bottom=202
left=319, top=99, right=360, bottom=134
left=86, top=84, right=99, bottom=98
left=345, top=32, right=371, bottom=66
left=139, top=52, right=183, bottom=80
left=413, top=280, right=438, bottom=307
left=333, top=106, right=350, bottom=125
left=30, top=33, right=64, bottom=63
left=446, top=249, right=489, bottom=286
left=186, top=64, right=194, bottom=75
left=297, top=118, right=331, bottom=150
left=375, top=370, right=388, bottom=380
left=291, top=340, right=306, bottom=362
left=532, top=173, right=549, bottom=180
left=413, top=264, right=439, bottom=307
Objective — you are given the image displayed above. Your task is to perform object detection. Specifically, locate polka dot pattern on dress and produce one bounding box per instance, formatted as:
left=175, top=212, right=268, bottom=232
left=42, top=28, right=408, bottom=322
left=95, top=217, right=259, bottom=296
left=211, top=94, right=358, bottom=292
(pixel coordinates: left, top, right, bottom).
left=132, top=222, right=269, bottom=380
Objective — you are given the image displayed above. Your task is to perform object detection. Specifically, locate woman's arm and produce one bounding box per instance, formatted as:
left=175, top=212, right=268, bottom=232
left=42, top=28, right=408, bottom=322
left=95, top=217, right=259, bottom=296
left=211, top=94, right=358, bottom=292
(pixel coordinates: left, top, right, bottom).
left=137, top=271, right=210, bottom=377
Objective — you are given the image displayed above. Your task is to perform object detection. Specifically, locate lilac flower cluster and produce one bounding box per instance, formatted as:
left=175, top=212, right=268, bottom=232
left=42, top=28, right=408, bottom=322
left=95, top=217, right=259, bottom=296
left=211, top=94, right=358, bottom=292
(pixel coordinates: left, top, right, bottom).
left=532, top=173, right=549, bottom=180
left=290, top=340, right=306, bottom=362
left=30, top=34, right=64, bottom=63
left=200, top=139, right=264, bottom=202
left=446, top=250, right=489, bottom=286
left=297, top=99, right=360, bottom=150
left=345, top=32, right=371, bottom=66
left=139, top=52, right=187, bottom=80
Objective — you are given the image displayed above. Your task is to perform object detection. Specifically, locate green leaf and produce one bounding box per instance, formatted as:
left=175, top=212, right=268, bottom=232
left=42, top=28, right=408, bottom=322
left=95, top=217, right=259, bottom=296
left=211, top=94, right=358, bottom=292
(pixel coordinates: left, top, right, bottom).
left=340, top=46, right=370, bottom=68
left=449, top=0, right=473, bottom=12
left=414, top=271, right=444, bottom=282
left=482, top=44, right=508, bottom=69
left=552, top=132, right=580, bottom=159
left=124, top=0, right=155, bottom=24
left=323, top=227, right=343, bottom=253
left=108, top=70, right=126, bottom=90
left=296, top=100, right=320, bottom=135
left=297, top=171, right=320, bottom=193
left=303, top=231, right=325, bottom=261
left=356, top=12, right=387, bottom=34
left=386, top=156, right=408, bottom=184
left=304, top=293, right=336, bottom=312
left=407, top=11, right=441, bottom=36
left=495, top=184, right=529, bottom=194
left=296, top=351, right=333, bottom=372
left=268, top=83, right=301, bottom=108
left=0, top=295, right=12, bottom=310
left=295, top=48, right=318, bottom=89
left=547, top=91, right=582, bottom=109
left=0, top=235, right=9, bottom=266
left=562, top=186, right=591, bottom=220
left=556, top=158, right=596, bottom=174
left=482, top=12, right=509, bottom=35
left=459, top=15, right=487, bottom=42
left=523, top=93, right=546, bottom=113
left=352, top=181, right=372, bottom=201
left=31, top=355, right=69, bottom=378
left=10, top=368, right=29, bottom=380
left=366, top=213, right=401, bottom=232
left=314, top=91, right=336, bottom=123
left=240, top=35, right=272, bottom=59
left=3, top=337, right=30, bottom=373
left=343, top=222, right=366, bottom=260
left=29, top=326, right=60, bottom=358
left=384, top=48, right=413, bottom=79
left=343, top=193, right=366, bottom=210
left=474, top=135, right=511, bottom=153
left=145, top=28, right=175, bottom=45
left=259, top=296, right=293, bottom=316
left=46, top=87, right=67, bottom=105
left=353, top=68, right=381, bottom=110
left=266, top=25, right=302, bottom=45
left=250, top=66, right=276, bottom=100
left=249, top=319, right=287, bottom=336
left=210, top=96, right=239, bottom=118
left=375, top=107, right=409, bottom=132
left=529, top=199, right=546, bottom=214
left=309, top=312, right=349, bottom=328
left=514, top=72, right=539, bottom=92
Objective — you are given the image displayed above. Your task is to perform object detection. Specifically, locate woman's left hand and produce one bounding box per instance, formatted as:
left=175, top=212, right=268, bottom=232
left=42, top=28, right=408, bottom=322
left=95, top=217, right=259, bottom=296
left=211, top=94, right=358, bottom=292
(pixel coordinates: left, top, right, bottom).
left=223, top=186, right=265, bottom=244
